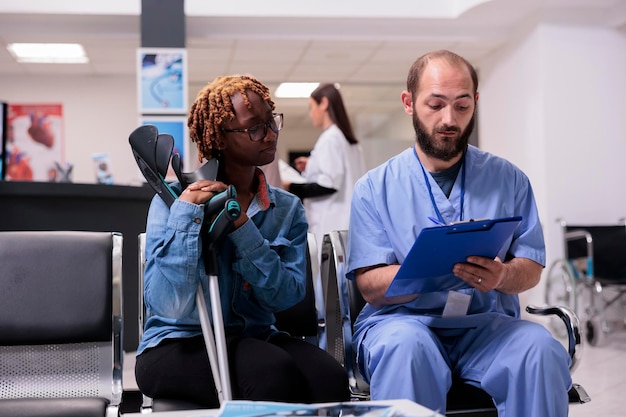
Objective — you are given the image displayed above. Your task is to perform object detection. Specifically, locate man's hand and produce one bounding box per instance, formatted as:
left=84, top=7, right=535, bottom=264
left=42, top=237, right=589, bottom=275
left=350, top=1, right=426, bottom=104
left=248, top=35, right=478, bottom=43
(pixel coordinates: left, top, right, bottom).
left=453, top=256, right=542, bottom=294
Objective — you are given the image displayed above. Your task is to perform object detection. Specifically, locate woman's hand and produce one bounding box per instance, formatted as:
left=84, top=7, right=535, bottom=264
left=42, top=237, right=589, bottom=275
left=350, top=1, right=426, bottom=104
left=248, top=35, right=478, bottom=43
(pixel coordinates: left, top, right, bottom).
left=180, top=180, right=249, bottom=230
left=179, top=180, right=227, bottom=205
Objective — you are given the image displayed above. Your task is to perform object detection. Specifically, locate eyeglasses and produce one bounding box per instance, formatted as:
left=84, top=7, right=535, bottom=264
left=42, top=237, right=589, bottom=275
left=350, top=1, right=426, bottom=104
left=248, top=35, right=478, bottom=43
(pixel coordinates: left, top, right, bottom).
left=222, top=113, right=283, bottom=142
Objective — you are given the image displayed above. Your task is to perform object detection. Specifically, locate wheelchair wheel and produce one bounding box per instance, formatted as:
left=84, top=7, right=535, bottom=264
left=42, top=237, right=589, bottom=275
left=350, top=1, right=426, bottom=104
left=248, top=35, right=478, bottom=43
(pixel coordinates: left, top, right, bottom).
left=585, top=318, right=605, bottom=347
left=546, top=259, right=577, bottom=311
left=545, top=259, right=577, bottom=337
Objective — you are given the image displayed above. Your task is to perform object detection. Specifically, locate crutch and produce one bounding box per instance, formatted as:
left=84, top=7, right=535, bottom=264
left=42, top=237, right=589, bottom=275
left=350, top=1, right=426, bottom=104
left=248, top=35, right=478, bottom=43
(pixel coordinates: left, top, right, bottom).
left=130, top=124, right=240, bottom=405
left=197, top=279, right=231, bottom=403
left=195, top=196, right=241, bottom=404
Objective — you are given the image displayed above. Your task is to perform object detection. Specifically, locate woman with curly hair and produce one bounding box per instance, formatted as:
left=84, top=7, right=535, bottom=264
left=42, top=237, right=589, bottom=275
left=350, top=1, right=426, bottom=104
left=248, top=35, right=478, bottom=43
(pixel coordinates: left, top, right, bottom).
left=135, top=75, right=349, bottom=407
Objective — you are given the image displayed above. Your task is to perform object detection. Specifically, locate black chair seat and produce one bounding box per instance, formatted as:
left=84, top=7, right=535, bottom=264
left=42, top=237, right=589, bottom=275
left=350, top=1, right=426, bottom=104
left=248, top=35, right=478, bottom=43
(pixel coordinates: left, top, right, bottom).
left=152, top=398, right=206, bottom=412
left=275, top=242, right=319, bottom=339
left=446, top=381, right=496, bottom=416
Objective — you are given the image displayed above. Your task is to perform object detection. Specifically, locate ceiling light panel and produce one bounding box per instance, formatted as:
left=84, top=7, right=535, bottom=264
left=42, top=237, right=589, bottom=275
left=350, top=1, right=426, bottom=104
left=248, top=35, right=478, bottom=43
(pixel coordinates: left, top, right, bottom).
left=275, top=82, right=320, bottom=98
left=7, top=43, right=89, bottom=64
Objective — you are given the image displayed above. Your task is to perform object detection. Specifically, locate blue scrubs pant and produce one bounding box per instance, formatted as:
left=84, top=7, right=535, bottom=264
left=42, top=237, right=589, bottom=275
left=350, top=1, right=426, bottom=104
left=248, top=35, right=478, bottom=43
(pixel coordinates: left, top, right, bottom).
left=357, top=314, right=572, bottom=417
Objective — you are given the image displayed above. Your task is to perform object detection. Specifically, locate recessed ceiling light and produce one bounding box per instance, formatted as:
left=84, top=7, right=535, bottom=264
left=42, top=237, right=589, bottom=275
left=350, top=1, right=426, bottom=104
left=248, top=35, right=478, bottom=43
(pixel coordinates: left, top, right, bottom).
left=7, top=43, right=89, bottom=64
left=275, top=82, right=320, bottom=98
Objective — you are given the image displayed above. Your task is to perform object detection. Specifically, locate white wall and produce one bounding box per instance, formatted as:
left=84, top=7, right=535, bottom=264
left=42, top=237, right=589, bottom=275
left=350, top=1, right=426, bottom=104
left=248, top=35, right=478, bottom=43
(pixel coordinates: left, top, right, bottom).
left=478, top=23, right=626, bottom=307
left=1, top=75, right=144, bottom=184
left=478, top=26, right=549, bottom=307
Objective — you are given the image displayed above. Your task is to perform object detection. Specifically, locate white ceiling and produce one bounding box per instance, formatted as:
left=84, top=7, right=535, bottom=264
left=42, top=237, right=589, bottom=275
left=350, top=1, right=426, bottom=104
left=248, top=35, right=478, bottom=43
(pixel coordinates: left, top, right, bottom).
left=0, top=0, right=625, bottom=136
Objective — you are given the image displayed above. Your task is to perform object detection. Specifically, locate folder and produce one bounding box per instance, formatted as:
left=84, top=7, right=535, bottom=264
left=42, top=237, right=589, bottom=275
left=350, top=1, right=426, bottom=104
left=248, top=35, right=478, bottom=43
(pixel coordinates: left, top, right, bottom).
left=385, top=216, right=523, bottom=296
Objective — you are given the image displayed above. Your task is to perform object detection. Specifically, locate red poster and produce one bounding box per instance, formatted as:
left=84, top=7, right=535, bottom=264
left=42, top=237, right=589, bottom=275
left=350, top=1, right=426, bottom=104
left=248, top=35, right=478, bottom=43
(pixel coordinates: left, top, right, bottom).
left=5, top=103, right=64, bottom=182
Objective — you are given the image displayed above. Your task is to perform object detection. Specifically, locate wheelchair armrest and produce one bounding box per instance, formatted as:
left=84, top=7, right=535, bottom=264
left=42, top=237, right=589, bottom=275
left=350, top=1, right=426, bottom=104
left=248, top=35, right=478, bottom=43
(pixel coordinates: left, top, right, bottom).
left=526, top=304, right=582, bottom=373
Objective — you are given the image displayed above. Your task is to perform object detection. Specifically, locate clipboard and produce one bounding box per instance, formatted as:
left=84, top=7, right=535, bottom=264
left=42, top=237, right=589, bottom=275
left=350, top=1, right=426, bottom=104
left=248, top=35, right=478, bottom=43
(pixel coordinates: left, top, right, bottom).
left=385, top=216, right=522, bottom=296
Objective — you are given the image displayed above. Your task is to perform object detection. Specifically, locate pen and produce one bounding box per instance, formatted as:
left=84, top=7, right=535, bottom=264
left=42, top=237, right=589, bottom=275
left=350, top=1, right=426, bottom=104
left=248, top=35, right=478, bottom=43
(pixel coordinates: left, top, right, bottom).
left=428, top=216, right=446, bottom=226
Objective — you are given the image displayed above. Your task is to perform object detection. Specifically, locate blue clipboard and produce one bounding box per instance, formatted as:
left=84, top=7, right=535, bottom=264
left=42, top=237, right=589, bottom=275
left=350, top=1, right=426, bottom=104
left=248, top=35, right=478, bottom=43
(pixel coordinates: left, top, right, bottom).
left=385, top=216, right=523, bottom=296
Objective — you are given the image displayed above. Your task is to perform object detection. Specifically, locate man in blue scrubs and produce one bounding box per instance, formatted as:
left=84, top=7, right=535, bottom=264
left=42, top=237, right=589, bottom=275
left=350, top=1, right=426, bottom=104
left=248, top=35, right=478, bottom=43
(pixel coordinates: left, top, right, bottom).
left=347, top=50, right=572, bottom=416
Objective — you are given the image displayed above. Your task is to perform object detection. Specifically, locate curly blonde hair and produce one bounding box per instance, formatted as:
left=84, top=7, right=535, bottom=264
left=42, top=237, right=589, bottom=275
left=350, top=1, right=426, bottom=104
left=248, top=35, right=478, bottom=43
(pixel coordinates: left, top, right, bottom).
left=188, top=75, right=275, bottom=161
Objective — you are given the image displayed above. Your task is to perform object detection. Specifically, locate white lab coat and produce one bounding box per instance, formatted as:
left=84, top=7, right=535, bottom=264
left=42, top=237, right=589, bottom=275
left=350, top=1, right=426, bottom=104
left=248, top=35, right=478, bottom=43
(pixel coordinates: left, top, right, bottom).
left=302, top=124, right=366, bottom=253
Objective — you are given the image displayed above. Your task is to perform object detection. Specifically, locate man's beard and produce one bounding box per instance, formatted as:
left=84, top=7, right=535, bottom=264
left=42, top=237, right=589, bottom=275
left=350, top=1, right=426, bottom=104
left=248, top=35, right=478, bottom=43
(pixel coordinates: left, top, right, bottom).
left=413, top=111, right=475, bottom=161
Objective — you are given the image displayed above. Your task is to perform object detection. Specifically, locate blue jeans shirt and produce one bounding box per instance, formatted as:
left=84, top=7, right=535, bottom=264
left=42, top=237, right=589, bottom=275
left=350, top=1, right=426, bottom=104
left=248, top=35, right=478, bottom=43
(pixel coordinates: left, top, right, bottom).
left=137, top=171, right=308, bottom=354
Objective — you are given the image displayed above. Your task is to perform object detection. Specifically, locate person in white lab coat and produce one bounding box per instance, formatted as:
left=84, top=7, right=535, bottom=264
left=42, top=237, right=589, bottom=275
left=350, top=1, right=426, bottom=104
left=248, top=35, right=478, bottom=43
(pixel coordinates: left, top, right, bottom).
left=284, top=83, right=366, bottom=253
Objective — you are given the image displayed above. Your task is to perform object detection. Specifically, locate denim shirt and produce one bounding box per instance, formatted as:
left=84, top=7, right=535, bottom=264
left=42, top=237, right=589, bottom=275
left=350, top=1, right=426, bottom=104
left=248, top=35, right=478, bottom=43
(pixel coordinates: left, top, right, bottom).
left=137, top=169, right=308, bottom=355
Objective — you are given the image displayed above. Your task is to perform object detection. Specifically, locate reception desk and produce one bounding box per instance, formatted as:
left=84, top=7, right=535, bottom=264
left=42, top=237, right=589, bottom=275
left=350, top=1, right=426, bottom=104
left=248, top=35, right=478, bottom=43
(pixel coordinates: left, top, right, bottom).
left=0, top=181, right=155, bottom=352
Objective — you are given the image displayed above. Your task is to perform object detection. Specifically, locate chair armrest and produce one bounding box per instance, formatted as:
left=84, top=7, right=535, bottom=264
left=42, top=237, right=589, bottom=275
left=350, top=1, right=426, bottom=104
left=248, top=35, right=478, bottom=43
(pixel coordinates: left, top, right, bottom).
left=526, top=304, right=582, bottom=373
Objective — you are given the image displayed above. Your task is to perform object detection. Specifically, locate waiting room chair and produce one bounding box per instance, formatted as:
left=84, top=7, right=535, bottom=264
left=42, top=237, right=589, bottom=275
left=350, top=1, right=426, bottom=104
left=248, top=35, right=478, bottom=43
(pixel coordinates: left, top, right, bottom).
left=136, top=232, right=325, bottom=412
left=321, top=230, right=590, bottom=417
left=0, top=231, right=123, bottom=417
left=274, top=232, right=326, bottom=349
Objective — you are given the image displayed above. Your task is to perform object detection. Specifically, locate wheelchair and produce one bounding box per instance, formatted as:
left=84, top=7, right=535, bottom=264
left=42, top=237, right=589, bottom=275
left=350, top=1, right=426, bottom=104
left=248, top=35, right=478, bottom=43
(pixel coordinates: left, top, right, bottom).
left=545, top=218, right=626, bottom=346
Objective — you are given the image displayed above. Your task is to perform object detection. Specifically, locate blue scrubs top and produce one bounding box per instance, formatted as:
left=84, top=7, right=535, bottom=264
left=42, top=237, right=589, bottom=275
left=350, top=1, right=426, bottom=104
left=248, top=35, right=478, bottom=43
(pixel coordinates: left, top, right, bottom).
left=347, top=145, right=546, bottom=331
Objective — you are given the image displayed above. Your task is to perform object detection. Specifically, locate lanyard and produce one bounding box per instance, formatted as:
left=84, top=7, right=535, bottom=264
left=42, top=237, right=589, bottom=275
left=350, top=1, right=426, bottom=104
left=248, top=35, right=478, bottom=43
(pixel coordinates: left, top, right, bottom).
left=413, top=146, right=466, bottom=224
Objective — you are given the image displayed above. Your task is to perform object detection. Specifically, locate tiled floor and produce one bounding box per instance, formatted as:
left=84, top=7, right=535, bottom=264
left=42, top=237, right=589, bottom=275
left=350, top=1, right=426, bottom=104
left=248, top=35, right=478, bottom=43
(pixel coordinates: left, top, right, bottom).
left=123, top=326, right=626, bottom=416
left=567, top=329, right=626, bottom=417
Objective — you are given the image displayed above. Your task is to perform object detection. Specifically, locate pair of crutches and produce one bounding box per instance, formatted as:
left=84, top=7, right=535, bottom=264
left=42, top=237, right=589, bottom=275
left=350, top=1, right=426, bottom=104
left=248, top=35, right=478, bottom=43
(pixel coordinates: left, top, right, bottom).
left=130, top=125, right=236, bottom=404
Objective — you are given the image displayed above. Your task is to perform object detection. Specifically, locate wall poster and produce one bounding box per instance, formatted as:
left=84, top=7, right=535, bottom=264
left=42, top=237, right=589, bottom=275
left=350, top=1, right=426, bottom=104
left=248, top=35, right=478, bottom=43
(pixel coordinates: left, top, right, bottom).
left=5, top=103, right=64, bottom=182
left=137, top=48, right=188, bottom=114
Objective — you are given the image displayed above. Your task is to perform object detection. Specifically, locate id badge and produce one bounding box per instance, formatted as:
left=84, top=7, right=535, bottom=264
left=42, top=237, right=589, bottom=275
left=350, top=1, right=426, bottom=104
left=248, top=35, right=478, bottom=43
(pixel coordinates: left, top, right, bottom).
left=442, top=290, right=472, bottom=317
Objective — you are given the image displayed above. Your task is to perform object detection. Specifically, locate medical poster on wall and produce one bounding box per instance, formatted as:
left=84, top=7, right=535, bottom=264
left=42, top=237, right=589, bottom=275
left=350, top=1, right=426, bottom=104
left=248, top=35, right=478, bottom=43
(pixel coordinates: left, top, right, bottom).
left=5, top=103, right=64, bottom=182
left=140, top=116, right=190, bottom=181
left=137, top=48, right=188, bottom=114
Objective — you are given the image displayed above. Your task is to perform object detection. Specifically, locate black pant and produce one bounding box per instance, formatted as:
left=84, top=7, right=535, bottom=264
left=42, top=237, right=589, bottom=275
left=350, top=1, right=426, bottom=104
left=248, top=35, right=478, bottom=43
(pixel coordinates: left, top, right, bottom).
left=135, top=334, right=350, bottom=407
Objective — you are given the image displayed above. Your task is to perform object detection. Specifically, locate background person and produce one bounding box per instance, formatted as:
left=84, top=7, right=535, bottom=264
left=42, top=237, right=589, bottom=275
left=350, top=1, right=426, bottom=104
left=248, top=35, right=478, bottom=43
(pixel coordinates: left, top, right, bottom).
left=347, top=50, right=571, bottom=416
left=284, top=83, right=366, bottom=253
left=135, top=75, right=349, bottom=407
left=293, top=155, right=308, bottom=174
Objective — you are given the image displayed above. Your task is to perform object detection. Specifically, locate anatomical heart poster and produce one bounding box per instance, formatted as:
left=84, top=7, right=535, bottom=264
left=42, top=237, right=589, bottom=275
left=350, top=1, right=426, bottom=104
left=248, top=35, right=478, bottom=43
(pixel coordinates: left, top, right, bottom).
left=5, top=103, right=64, bottom=182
